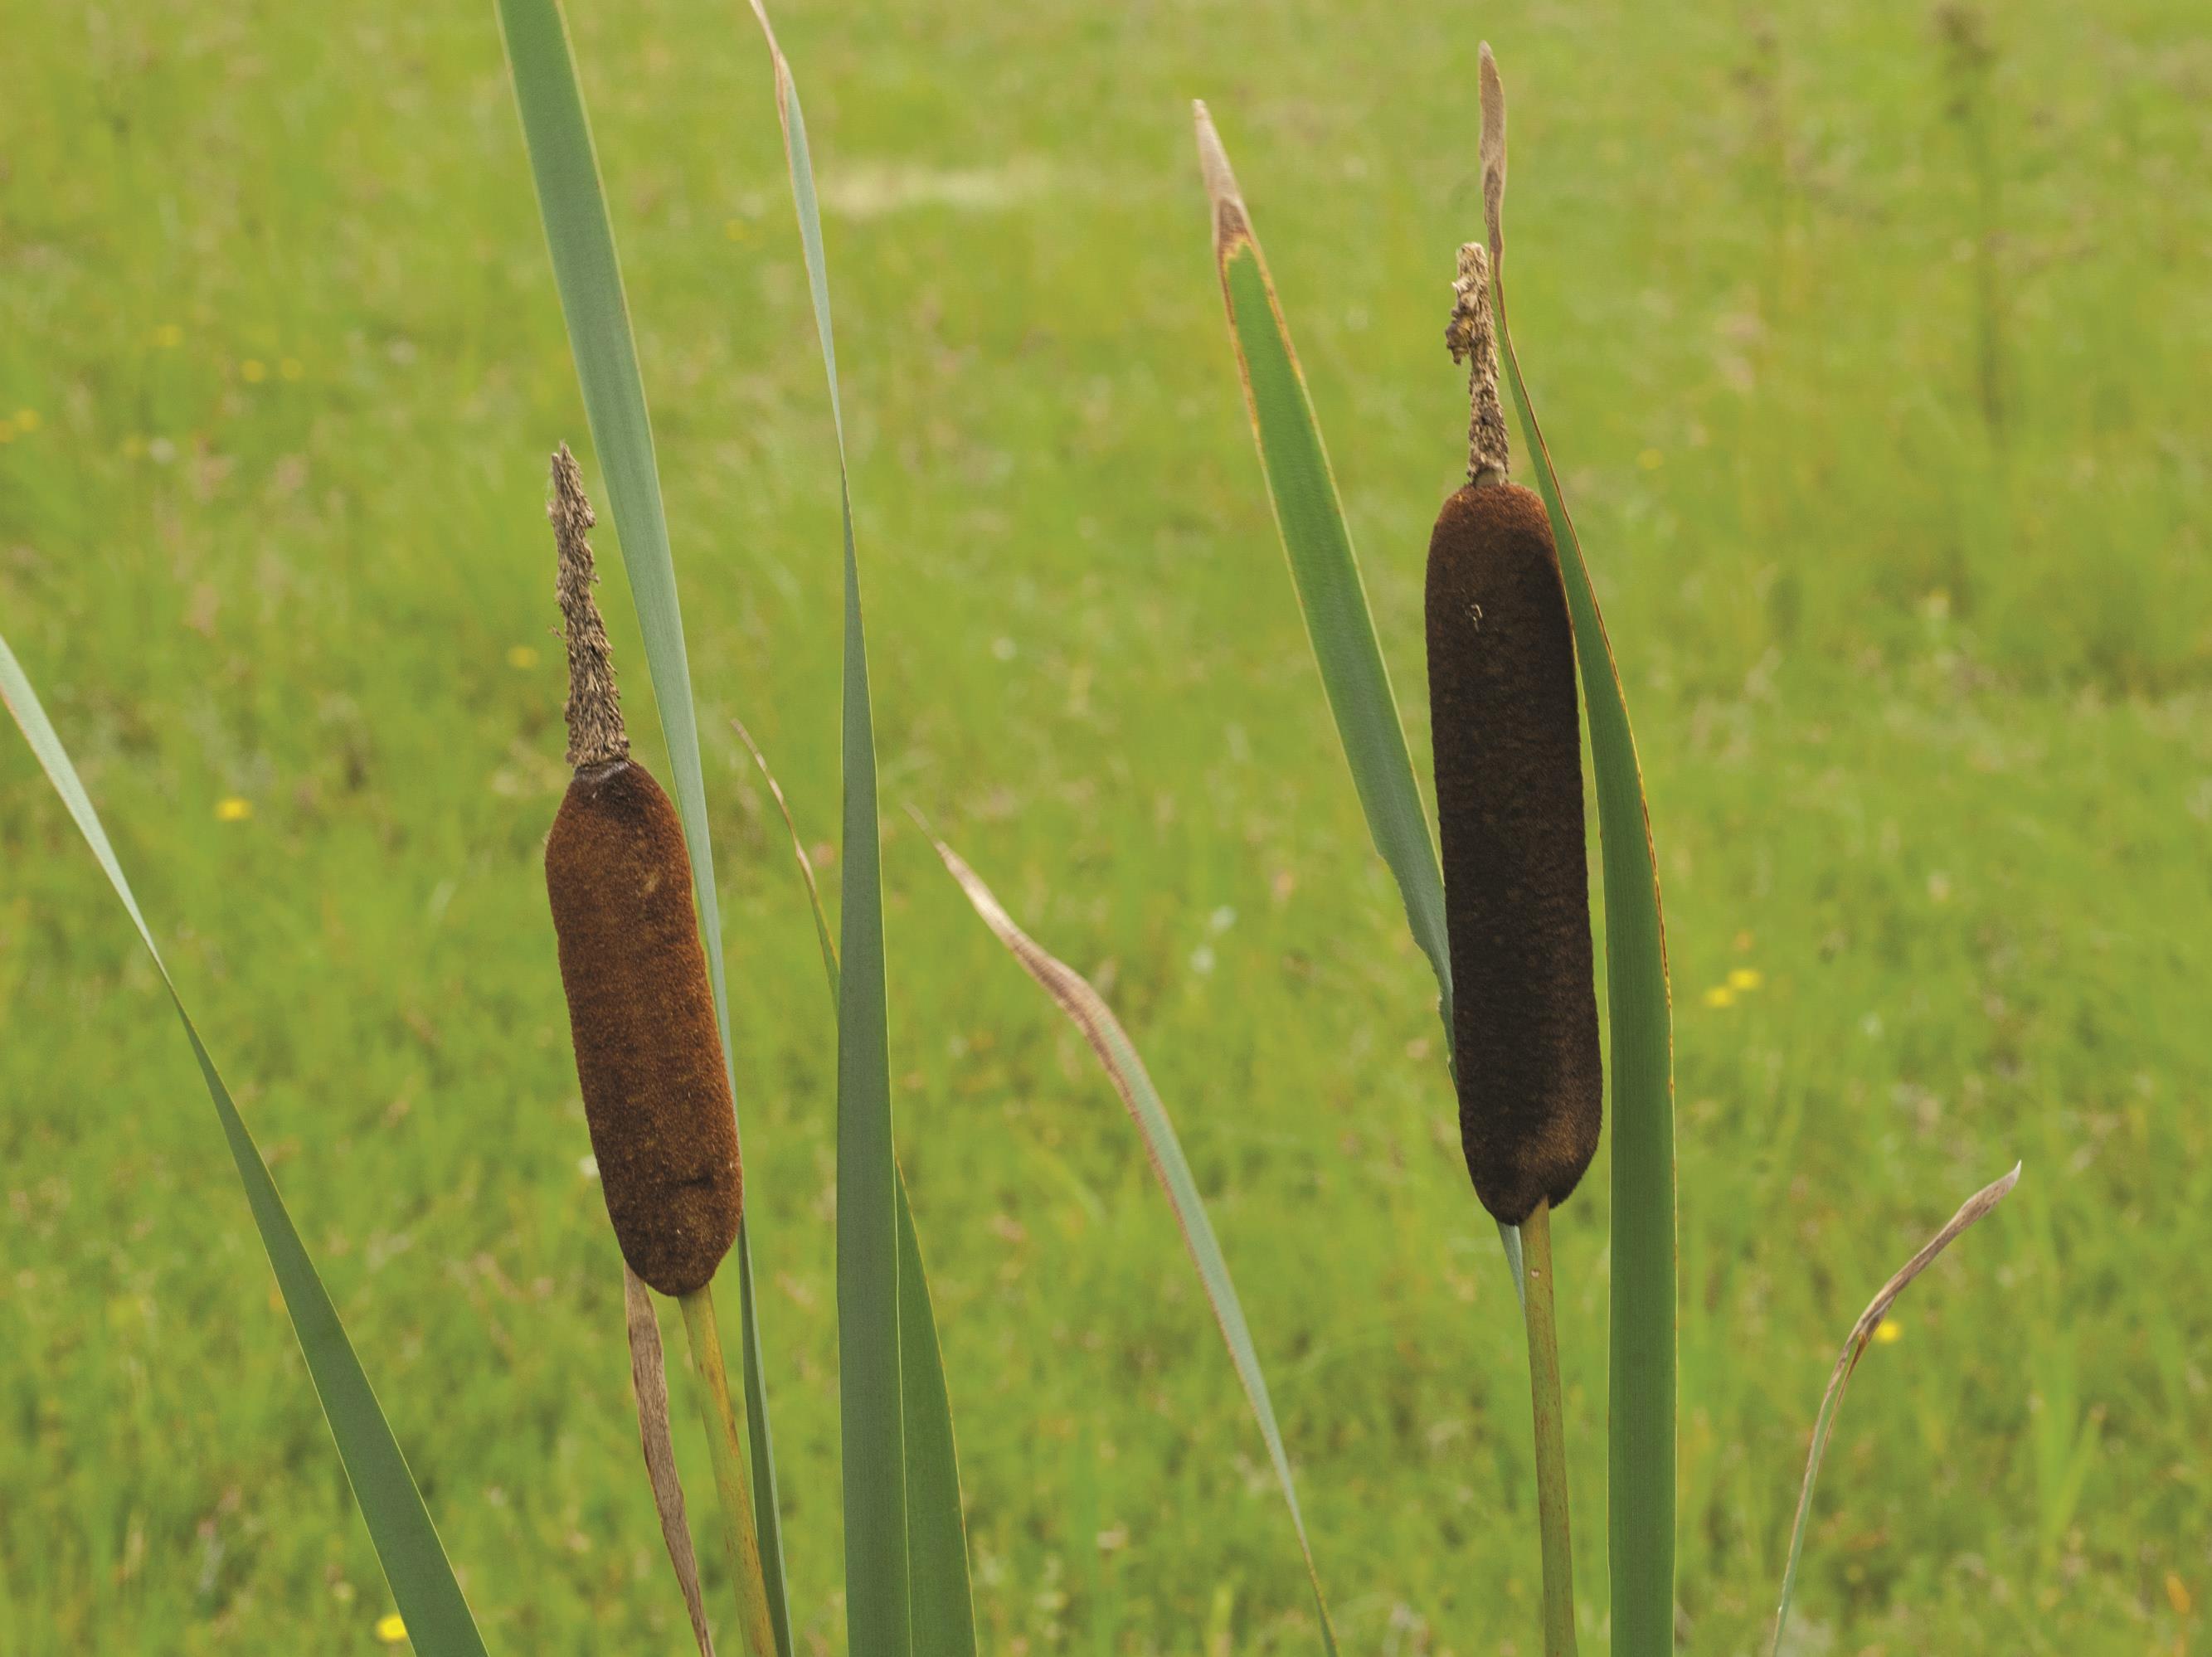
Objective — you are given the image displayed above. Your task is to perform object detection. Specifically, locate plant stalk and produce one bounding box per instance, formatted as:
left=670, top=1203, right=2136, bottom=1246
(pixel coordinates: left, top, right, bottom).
left=1520, top=1199, right=1579, bottom=1657
left=678, top=1283, right=780, bottom=1657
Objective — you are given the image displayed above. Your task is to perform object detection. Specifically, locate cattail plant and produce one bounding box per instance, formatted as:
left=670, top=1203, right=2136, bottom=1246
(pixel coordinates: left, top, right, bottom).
left=1428, top=241, right=1603, bottom=1232
left=543, top=443, right=743, bottom=1299
left=3, top=12, right=2038, bottom=1650
left=1192, top=49, right=2021, bottom=1657
left=541, top=444, right=777, bottom=1657
left=500, top=5, right=984, bottom=1647
left=1427, top=241, right=1598, bottom=1657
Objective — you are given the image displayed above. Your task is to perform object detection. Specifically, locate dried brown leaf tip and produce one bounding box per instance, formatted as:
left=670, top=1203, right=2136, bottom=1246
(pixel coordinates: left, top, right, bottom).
left=1193, top=101, right=1252, bottom=252
left=552, top=444, right=628, bottom=770
left=1479, top=42, right=1509, bottom=270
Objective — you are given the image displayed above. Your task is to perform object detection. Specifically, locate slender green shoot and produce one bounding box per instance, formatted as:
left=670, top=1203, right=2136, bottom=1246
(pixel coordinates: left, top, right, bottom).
left=1, top=632, right=490, bottom=1657
left=733, top=719, right=839, bottom=1010
left=1771, top=1164, right=2020, bottom=1655
left=734, top=722, right=980, bottom=1657
left=740, top=7, right=912, bottom=1650
left=737, top=16, right=980, bottom=1647
left=929, top=828, right=1341, bottom=1655
left=1519, top=1202, right=1578, bottom=1657
left=678, top=1284, right=780, bottom=1657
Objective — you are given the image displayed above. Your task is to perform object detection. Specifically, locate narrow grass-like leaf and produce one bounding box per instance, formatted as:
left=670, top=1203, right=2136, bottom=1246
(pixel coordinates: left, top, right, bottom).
left=733, top=719, right=839, bottom=1010
left=746, top=7, right=978, bottom=1651
left=1193, top=104, right=1448, bottom=1021
left=625, top=1264, right=717, bottom=1657
left=0, top=632, right=489, bottom=1657
left=928, top=831, right=1340, bottom=1656
left=1476, top=44, right=1678, bottom=1654
left=1771, top=1164, right=2020, bottom=1655
left=894, top=1174, right=979, bottom=1654
left=737, top=720, right=980, bottom=1655
left=1193, top=102, right=1523, bottom=1293
left=493, top=7, right=794, bottom=1648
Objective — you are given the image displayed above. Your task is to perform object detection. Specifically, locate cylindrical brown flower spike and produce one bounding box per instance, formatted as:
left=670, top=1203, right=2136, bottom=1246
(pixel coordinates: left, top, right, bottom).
left=543, top=445, right=742, bottom=1295
left=1428, top=245, right=1602, bottom=1226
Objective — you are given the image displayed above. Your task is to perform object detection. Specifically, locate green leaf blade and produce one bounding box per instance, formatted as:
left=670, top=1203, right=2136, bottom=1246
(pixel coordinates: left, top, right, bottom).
left=739, top=718, right=979, bottom=1657
left=896, top=1175, right=978, bottom=1657
left=1194, top=104, right=1524, bottom=1292
left=932, top=835, right=1339, bottom=1656
left=829, top=491, right=914, bottom=1656
left=1214, top=241, right=1453, bottom=1020
left=1497, top=298, right=1677, bottom=1657
left=1, top=633, right=489, bottom=1657
left=746, top=7, right=977, bottom=1651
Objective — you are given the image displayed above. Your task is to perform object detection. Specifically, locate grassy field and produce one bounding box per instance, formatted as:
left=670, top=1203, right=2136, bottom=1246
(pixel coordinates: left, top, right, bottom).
left=3, top=0, right=2208, bottom=1651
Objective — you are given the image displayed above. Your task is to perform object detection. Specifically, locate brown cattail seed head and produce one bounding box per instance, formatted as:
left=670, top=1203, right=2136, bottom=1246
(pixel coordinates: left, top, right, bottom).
left=543, top=449, right=741, bottom=1295
left=1427, top=482, right=1602, bottom=1223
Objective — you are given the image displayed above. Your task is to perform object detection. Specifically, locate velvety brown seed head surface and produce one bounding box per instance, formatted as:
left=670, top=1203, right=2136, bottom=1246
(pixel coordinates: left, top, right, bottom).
left=547, top=756, right=742, bottom=1295
left=1427, top=481, right=1602, bottom=1223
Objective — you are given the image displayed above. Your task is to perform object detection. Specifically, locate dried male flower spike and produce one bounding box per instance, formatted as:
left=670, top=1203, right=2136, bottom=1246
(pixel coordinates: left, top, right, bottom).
left=1427, top=249, right=1602, bottom=1225
left=542, top=445, right=742, bottom=1295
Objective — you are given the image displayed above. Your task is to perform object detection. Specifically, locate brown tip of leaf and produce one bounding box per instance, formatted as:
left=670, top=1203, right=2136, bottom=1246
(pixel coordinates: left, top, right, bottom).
left=1193, top=100, right=1251, bottom=254
left=1479, top=42, right=1508, bottom=271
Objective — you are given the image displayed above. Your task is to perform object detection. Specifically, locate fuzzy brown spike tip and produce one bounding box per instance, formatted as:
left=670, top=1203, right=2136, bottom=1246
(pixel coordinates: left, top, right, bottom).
left=1426, top=481, right=1602, bottom=1223
left=551, top=444, right=629, bottom=770
left=1446, top=242, right=1511, bottom=485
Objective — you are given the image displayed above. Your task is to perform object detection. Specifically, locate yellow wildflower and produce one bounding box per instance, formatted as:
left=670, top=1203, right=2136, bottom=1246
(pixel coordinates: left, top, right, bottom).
left=14, top=409, right=40, bottom=433
left=241, top=359, right=269, bottom=383
left=153, top=323, right=183, bottom=348
left=1703, top=984, right=1736, bottom=1009
left=216, top=797, right=253, bottom=822
left=507, top=644, right=540, bottom=669
left=1727, top=967, right=1764, bottom=992
left=374, top=1611, right=408, bottom=1644
left=1874, top=1319, right=1902, bottom=1345
left=2165, top=1572, right=2190, bottom=1616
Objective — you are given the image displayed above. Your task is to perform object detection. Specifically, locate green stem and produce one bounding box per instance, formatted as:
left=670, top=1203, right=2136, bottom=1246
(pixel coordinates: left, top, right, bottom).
left=1520, top=1200, right=1579, bottom=1657
left=678, top=1282, right=780, bottom=1657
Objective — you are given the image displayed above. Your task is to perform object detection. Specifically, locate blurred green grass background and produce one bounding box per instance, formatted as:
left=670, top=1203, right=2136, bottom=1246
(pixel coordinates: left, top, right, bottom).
left=2, top=0, right=2207, bottom=1651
